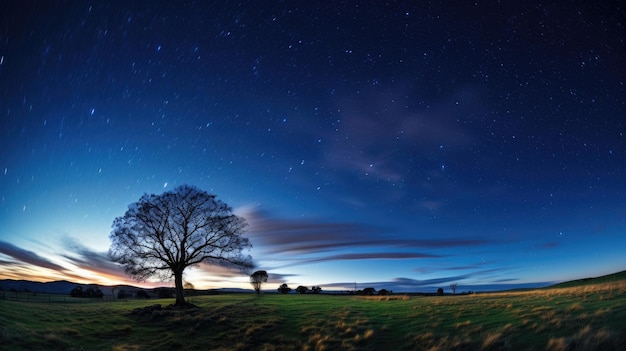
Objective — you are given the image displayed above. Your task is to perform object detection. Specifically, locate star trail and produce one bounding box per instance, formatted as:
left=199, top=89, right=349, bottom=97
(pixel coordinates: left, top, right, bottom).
left=1, top=1, right=624, bottom=292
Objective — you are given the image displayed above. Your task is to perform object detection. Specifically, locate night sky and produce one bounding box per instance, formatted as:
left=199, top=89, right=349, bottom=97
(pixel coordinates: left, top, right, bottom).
left=1, top=1, right=625, bottom=293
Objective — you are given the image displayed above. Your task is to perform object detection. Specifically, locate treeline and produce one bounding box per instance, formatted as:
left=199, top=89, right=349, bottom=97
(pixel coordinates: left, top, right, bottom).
left=277, top=284, right=323, bottom=294
left=69, top=286, right=177, bottom=299
left=351, top=287, right=392, bottom=296
left=70, top=286, right=104, bottom=298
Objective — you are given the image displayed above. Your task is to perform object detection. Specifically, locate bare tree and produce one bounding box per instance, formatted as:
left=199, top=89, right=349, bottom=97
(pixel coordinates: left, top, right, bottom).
left=250, top=270, right=268, bottom=295
left=450, top=283, right=457, bottom=295
left=109, top=184, right=253, bottom=306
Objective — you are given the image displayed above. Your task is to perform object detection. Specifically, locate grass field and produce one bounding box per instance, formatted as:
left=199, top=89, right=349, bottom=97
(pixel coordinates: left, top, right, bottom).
left=1, top=280, right=625, bottom=350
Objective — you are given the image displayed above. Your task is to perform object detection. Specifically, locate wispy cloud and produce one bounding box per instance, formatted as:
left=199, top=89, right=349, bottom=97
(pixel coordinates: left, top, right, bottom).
left=60, top=237, right=127, bottom=280
left=323, top=268, right=523, bottom=292
left=301, top=252, right=439, bottom=265
left=0, top=240, right=67, bottom=272
left=239, top=208, right=497, bottom=272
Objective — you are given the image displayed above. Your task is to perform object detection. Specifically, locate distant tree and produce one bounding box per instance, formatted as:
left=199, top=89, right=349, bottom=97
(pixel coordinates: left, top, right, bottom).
left=71, top=286, right=104, bottom=298
left=362, top=287, right=376, bottom=296
left=437, top=287, right=444, bottom=296
left=277, top=283, right=292, bottom=294
left=70, top=286, right=84, bottom=297
left=154, top=287, right=175, bottom=298
left=311, top=286, right=322, bottom=294
left=184, top=281, right=196, bottom=296
left=109, top=185, right=253, bottom=306
left=117, top=289, right=131, bottom=299
left=250, top=270, right=268, bottom=295
left=136, top=290, right=150, bottom=299
left=295, top=285, right=308, bottom=294
left=450, top=283, right=458, bottom=295
left=378, top=289, right=390, bottom=296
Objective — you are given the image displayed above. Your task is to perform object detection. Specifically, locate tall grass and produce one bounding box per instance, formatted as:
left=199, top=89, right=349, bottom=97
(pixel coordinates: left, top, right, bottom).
left=0, top=281, right=624, bottom=350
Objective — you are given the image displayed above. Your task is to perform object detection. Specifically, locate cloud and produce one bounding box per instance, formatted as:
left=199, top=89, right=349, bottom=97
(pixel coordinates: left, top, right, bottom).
left=0, top=240, right=67, bottom=272
left=322, top=267, right=519, bottom=292
left=414, top=261, right=496, bottom=274
left=60, top=237, right=127, bottom=280
left=323, top=274, right=470, bottom=291
left=239, top=207, right=498, bottom=271
left=243, top=208, right=491, bottom=256
left=322, top=86, right=477, bottom=186
left=267, top=272, right=298, bottom=283
left=301, top=252, right=439, bottom=265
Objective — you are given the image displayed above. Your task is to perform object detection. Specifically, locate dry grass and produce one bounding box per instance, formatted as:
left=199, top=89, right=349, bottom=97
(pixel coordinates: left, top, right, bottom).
left=359, top=295, right=411, bottom=301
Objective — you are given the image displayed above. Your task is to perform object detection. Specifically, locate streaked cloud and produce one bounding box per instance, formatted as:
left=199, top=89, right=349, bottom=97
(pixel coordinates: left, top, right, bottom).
left=0, top=240, right=67, bottom=272
left=243, top=208, right=492, bottom=261
left=60, top=237, right=128, bottom=280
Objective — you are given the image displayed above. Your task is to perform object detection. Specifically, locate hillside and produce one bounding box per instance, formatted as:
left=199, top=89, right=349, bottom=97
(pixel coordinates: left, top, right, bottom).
left=547, top=270, right=626, bottom=289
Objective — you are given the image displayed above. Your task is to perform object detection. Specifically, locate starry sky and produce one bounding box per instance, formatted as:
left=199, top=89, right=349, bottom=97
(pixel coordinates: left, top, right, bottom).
left=1, top=1, right=625, bottom=293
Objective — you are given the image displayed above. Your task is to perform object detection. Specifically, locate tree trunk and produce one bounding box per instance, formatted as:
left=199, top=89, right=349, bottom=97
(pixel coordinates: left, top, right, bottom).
left=174, top=270, right=185, bottom=305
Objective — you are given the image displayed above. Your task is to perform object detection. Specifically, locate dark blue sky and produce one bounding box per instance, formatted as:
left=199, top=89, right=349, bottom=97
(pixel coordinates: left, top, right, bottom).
left=1, top=1, right=624, bottom=292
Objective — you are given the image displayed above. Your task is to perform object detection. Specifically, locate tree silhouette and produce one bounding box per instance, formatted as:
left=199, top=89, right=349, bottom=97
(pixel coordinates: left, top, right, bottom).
left=450, top=283, right=457, bottom=295
left=311, top=286, right=322, bottom=294
left=250, top=270, right=268, bottom=295
left=277, top=283, right=292, bottom=294
left=70, top=286, right=83, bottom=297
left=109, top=184, right=253, bottom=306
left=295, top=285, right=308, bottom=294
left=362, top=287, right=376, bottom=296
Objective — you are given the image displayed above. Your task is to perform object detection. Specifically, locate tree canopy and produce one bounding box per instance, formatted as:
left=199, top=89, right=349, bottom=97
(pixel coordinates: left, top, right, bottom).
left=250, top=270, right=268, bottom=295
left=277, top=283, right=292, bottom=294
left=109, top=184, right=253, bottom=305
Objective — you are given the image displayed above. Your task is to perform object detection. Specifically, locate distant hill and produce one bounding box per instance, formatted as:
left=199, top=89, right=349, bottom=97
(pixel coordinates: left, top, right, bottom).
left=0, top=279, right=253, bottom=296
left=547, top=270, right=626, bottom=289
left=0, top=280, right=78, bottom=295
left=0, top=279, right=147, bottom=296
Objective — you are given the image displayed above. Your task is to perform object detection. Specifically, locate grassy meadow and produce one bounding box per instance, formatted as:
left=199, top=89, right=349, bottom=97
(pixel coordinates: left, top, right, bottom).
left=1, top=280, right=625, bottom=350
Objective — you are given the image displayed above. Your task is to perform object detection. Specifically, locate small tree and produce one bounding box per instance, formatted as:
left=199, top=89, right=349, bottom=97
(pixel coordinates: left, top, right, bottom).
left=70, top=286, right=83, bottom=297
left=295, top=285, right=308, bottom=294
left=109, top=185, right=253, bottom=306
left=311, top=286, right=322, bottom=294
left=362, top=287, right=376, bottom=296
left=117, top=289, right=130, bottom=299
left=437, top=287, right=444, bottom=296
left=184, top=281, right=195, bottom=296
left=450, top=283, right=457, bottom=295
left=250, top=270, right=268, bottom=295
left=277, top=283, right=292, bottom=294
